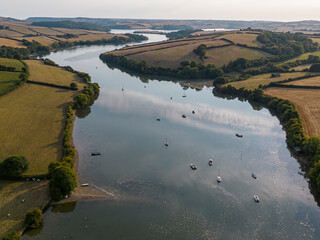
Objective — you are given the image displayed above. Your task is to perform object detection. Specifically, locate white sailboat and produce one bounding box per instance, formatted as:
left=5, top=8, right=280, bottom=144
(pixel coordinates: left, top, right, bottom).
left=217, top=168, right=222, bottom=183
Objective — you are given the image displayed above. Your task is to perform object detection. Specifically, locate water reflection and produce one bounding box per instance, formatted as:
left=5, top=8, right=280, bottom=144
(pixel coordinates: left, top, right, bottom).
left=99, top=88, right=280, bottom=137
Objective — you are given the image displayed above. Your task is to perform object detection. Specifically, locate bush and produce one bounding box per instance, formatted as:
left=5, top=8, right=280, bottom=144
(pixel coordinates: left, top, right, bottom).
left=0, top=155, right=29, bottom=178
left=25, top=208, right=43, bottom=228
left=309, top=63, right=320, bottom=72
left=2, top=231, right=20, bottom=240
left=49, top=166, right=77, bottom=200
left=70, top=83, right=78, bottom=90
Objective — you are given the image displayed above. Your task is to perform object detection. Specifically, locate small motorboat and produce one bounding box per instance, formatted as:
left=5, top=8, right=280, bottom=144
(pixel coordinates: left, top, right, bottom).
left=236, top=133, right=243, bottom=138
left=252, top=173, right=257, bottom=179
left=208, top=159, right=213, bottom=166
left=190, top=164, right=197, bottom=170
left=183, top=86, right=188, bottom=90
left=217, top=176, right=222, bottom=183
left=192, top=110, right=195, bottom=114
left=170, top=97, right=172, bottom=99
left=91, top=152, right=101, bottom=156
left=253, top=195, right=260, bottom=202
left=182, top=114, right=186, bottom=118
left=164, top=142, right=169, bottom=147
left=81, top=183, right=89, bottom=187
left=156, top=118, right=160, bottom=121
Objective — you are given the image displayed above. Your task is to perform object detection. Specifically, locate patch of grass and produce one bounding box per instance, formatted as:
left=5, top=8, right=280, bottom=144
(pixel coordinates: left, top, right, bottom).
left=0, top=37, right=26, bottom=48
left=226, top=72, right=311, bottom=90
left=265, top=87, right=320, bottom=137
left=28, top=26, right=65, bottom=35
left=0, top=58, right=25, bottom=71
left=204, top=45, right=270, bottom=67
left=217, top=33, right=261, bottom=47
left=0, top=180, right=50, bottom=238
left=25, top=60, right=85, bottom=89
left=0, top=29, right=24, bottom=38
left=0, top=71, right=20, bottom=82
left=0, top=83, right=79, bottom=176
left=16, top=36, right=57, bottom=46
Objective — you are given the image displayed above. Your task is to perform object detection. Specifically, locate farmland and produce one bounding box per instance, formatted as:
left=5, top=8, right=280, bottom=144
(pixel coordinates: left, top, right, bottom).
left=282, top=75, right=320, bottom=87
left=217, top=32, right=261, bottom=47
left=25, top=60, right=86, bottom=89
left=0, top=60, right=83, bottom=176
left=265, top=87, right=320, bottom=137
left=0, top=37, right=26, bottom=48
left=0, top=58, right=25, bottom=71
left=226, top=72, right=313, bottom=90
left=109, top=32, right=270, bottom=68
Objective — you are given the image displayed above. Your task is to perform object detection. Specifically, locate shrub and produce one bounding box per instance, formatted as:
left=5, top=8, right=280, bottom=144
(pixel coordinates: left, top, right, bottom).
left=70, top=83, right=78, bottom=90
left=2, top=231, right=20, bottom=240
left=0, top=155, right=29, bottom=178
left=25, top=208, right=43, bottom=228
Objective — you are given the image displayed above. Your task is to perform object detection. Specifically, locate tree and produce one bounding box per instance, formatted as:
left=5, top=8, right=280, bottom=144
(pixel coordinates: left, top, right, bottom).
left=49, top=166, right=77, bottom=200
left=303, top=137, right=320, bottom=156
left=0, top=155, right=29, bottom=178
left=70, top=82, right=78, bottom=90
left=2, top=231, right=20, bottom=240
left=309, top=63, right=320, bottom=72
left=25, top=208, right=43, bottom=228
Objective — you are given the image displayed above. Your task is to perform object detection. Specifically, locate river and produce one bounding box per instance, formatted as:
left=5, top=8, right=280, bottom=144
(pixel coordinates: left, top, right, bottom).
left=23, top=31, right=320, bottom=240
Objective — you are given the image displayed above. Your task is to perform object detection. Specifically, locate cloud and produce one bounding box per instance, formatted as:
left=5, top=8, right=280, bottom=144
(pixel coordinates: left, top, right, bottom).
left=97, top=88, right=281, bottom=137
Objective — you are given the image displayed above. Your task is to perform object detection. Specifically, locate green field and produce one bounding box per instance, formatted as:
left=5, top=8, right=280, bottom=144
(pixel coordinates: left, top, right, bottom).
left=226, top=72, right=312, bottom=90
left=0, top=71, right=20, bottom=82
left=0, top=58, right=24, bottom=71
left=217, top=33, right=261, bottom=47
left=282, top=50, right=320, bottom=64
left=25, top=60, right=85, bottom=89
left=0, top=83, right=79, bottom=176
left=204, top=45, right=270, bottom=67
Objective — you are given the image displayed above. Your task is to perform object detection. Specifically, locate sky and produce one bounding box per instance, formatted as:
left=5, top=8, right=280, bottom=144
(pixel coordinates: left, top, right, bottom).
left=2, top=0, right=320, bottom=21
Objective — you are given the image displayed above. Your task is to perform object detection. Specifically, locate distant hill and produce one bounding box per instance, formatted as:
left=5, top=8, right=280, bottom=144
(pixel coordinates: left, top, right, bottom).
left=31, top=20, right=110, bottom=32
left=25, top=17, right=320, bottom=33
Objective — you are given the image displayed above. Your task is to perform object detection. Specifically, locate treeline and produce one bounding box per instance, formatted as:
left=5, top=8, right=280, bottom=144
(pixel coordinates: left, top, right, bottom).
left=166, top=29, right=201, bottom=40
left=100, top=53, right=224, bottom=79
left=31, top=20, right=110, bottom=32
left=214, top=84, right=320, bottom=192
left=49, top=78, right=99, bottom=200
left=257, top=31, right=318, bottom=58
left=51, top=34, right=147, bottom=50
left=56, top=33, right=79, bottom=39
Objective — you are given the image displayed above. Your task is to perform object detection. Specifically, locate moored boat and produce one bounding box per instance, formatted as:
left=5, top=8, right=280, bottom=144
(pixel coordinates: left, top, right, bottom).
left=254, top=195, right=260, bottom=202
left=209, top=159, right=213, bottom=166
left=190, top=164, right=197, bottom=170
left=252, top=173, right=257, bottom=179
left=91, top=152, right=101, bottom=156
left=236, top=133, right=243, bottom=138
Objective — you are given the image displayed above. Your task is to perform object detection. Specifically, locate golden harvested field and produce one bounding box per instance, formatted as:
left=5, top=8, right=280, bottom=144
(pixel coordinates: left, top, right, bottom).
left=7, top=25, right=36, bottom=35
left=28, top=26, right=66, bottom=35
left=311, top=38, right=320, bottom=44
left=16, top=36, right=57, bottom=46
left=127, top=39, right=231, bottom=68
left=52, top=28, right=90, bottom=35
left=290, top=64, right=312, bottom=71
left=0, top=83, right=79, bottom=176
left=0, top=180, right=50, bottom=238
left=59, top=33, right=126, bottom=42
left=282, top=75, right=320, bottom=87
left=0, top=58, right=24, bottom=71
left=265, top=87, right=320, bottom=137
left=114, top=34, right=269, bottom=68
left=0, top=37, right=25, bottom=48
left=25, top=60, right=86, bottom=89
left=217, top=33, right=261, bottom=47
left=226, top=72, right=311, bottom=90
left=204, top=45, right=270, bottom=67
left=0, top=29, right=24, bottom=38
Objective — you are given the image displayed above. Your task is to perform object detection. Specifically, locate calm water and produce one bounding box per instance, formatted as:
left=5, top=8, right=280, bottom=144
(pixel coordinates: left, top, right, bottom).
left=23, top=31, right=320, bottom=240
